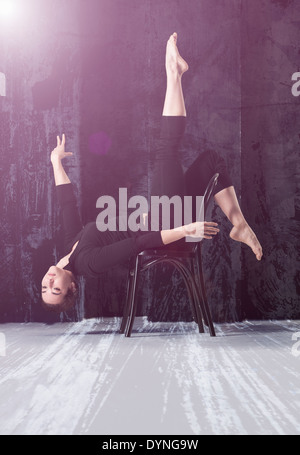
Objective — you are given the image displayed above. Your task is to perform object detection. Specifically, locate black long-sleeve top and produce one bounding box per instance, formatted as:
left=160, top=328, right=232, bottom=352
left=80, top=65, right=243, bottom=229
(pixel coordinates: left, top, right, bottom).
left=56, top=183, right=164, bottom=278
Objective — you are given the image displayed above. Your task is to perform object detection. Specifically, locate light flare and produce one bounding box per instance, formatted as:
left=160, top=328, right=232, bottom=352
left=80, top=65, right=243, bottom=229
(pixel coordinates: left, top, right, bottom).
left=0, top=0, right=18, bottom=20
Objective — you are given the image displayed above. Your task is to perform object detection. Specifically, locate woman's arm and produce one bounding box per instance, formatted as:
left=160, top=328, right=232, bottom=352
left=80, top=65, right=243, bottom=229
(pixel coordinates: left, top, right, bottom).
left=161, top=221, right=219, bottom=245
left=50, top=135, right=83, bottom=253
left=51, top=134, right=73, bottom=186
left=86, top=222, right=220, bottom=276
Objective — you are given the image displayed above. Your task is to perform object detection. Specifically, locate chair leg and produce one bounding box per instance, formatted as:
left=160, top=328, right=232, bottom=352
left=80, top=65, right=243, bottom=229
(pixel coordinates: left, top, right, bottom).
left=125, top=255, right=141, bottom=337
left=190, top=283, right=205, bottom=334
left=189, top=258, right=205, bottom=334
left=175, top=259, right=205, bottom=334
left=120, top=265, right=134, bottom=334
left=192, top=256, right=209, bottom=327
left=195, top=246, right=216, bottom=337
left=122, top=252, right=214, bottom=337
left=163, top=257, right=205, bottom=334
left=184, top=259, right=199, bottom=325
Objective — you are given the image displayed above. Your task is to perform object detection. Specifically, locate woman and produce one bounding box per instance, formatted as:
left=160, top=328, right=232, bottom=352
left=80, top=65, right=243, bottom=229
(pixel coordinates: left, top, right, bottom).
left=41, top=33, right=262, bottom=312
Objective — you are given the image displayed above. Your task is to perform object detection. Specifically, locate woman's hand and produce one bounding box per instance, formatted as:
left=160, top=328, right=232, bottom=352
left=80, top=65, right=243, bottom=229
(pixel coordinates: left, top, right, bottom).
left=50, top=134, right=73, bottom=164
left=183, top=221, right=220, bottom=240
left=161, top=221, right=219, bottom=246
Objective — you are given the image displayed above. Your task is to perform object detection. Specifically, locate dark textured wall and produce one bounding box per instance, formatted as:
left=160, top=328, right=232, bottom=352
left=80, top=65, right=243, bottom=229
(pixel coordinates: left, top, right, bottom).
left=0, top=0, right=299, bottom=323
left=241, top=0, right=300, bottom=319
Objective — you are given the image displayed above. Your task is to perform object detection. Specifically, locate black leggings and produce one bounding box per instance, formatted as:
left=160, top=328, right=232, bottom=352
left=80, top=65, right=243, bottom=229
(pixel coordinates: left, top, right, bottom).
left=151, top=116, right=233, bottom=226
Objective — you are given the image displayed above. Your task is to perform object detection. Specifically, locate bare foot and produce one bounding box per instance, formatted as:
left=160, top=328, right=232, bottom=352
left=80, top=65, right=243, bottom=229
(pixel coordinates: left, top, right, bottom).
left=166, top=32, right=189, bottom=76
left=230, top=222, right=263, bottom=261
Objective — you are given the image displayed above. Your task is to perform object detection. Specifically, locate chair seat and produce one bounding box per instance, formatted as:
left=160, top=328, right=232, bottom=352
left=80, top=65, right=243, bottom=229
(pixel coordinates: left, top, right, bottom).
left=139, top=236, right=201, bottom=257
left=139, top=246, right=196, bottom=259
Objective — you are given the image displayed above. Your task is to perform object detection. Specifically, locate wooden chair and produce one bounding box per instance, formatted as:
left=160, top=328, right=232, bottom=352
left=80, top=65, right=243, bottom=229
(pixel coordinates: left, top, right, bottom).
left=120, top=173, right=219, bottom=337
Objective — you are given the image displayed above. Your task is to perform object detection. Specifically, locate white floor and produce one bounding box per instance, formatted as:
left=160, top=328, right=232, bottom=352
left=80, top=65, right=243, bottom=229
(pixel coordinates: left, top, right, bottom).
left=0, top=318, right=299, bottom=435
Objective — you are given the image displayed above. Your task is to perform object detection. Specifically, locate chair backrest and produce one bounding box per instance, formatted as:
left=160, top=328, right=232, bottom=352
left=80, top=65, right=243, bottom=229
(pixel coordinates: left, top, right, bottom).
left=186, top=173, right=219, bottom=249
left=198, top=173, right=219, bottom=219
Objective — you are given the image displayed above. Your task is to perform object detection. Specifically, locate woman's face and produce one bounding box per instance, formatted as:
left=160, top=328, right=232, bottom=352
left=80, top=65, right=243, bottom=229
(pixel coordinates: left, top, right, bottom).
left=41, top=266, right=74, bottom=305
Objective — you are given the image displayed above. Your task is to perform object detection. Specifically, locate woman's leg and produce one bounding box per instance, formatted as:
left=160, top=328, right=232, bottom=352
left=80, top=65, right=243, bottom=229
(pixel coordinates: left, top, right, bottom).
left=214, top=187, right=263, bottom=261
left=163, top=32, right=188, bottom=117
left=150, top=33, right=189, bottom=230
left=185, top=150, right=263, bottom=260
left=185, top=149, right=233, bottom=201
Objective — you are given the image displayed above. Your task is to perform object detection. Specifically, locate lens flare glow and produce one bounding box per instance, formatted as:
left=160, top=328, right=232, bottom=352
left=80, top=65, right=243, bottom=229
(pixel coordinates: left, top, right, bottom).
left=0, top=0, right=17, bottom=19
